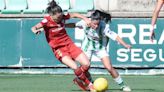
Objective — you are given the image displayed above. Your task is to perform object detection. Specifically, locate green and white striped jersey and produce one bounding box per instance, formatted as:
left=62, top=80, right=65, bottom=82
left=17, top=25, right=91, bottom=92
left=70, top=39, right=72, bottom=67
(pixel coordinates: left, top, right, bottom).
left=76, top=20, right=118, bottom=52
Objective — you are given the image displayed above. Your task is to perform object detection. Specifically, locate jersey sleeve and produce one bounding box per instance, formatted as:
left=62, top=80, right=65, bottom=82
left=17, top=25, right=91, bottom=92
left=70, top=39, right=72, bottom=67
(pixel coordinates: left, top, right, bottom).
left=40, top=17, right=48, bottom=26
left=104, top=24, right=118, bottom=41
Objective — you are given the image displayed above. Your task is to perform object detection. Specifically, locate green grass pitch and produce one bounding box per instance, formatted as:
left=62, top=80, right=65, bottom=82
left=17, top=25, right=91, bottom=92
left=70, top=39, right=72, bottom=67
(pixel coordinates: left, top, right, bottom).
left=0, top=74, right=163, bottom=92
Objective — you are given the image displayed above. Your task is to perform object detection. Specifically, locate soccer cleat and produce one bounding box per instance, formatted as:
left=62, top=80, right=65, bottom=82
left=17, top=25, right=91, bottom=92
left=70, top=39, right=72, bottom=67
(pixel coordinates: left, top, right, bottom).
left=87, top=83, right=96, bottom=92
left=121, top=86, right=131, bottom=92
left=73, top=77, right=87, bottom=91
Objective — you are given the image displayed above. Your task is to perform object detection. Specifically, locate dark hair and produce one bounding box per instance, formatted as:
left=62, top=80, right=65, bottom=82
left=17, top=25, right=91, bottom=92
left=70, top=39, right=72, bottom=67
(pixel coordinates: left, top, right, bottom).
left=91, top=11, right=101, bottom=21
left=46, top=0, right=63, bottom=15
left=95, top=10, right=111, bottom=23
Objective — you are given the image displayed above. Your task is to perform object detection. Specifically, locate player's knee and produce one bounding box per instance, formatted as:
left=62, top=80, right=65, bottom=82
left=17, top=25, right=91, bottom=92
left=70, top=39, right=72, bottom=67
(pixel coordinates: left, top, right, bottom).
left=72, top=65, right=78, bottom=70
left=82, top=61, right=91, bottom=67
left=81, top=65, right=89, bottom=72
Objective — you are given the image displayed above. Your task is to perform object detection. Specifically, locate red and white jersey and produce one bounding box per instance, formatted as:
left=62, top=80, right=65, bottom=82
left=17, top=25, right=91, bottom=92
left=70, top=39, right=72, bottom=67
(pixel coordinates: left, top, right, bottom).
left=40, top=14, right=73, bottom=48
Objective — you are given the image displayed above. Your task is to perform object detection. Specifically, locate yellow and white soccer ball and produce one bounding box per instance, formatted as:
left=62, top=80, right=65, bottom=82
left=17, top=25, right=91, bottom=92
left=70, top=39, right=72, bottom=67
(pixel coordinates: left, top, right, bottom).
left=93, top=78, right=108, bottom=92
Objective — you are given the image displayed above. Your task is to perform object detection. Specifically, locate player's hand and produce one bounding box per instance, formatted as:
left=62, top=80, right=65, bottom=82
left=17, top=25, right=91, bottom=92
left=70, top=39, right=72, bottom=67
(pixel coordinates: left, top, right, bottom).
left=35, top=31, right=41, bottom=35
left=125, top=44, right=132, bottom=49
left=150, top=30, right=155, bottom=42
left=32, top=29, right=41, bottom=35
left=150, top=25, right=155, bottom=42
left=90, top=23, right=99, bottom=30
left=84, top=18, right=91, bottom=27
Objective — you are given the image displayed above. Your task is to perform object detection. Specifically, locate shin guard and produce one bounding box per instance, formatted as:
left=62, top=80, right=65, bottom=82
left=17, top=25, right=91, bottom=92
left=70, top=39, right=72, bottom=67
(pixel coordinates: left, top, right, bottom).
left=74, top=65, right=90, bottom=85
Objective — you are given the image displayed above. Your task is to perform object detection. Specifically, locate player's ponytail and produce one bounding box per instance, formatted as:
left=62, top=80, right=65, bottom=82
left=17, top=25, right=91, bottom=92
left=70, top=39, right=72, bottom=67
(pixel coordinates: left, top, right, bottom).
left=49, top=0, right=58, bottom=8
left=46, top=0, right=63, bottom=15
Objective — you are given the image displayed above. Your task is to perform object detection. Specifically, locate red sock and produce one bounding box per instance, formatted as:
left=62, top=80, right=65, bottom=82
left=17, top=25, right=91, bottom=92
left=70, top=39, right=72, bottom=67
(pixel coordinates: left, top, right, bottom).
left=85, top=71, right=93, bottom=82
left=74, top=66, right=91, bottom=85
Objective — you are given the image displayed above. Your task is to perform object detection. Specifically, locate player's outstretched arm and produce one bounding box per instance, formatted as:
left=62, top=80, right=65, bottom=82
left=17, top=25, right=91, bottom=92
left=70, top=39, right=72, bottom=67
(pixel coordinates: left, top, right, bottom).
left=116, top=36, right=131, bottom=49
left=31, top=23, right=43, bottom=35
left=150, top=0, right=164, bottom=41
left=151, top=0, right=164, bottom=27
left=69, top=13, right=91, bottom=26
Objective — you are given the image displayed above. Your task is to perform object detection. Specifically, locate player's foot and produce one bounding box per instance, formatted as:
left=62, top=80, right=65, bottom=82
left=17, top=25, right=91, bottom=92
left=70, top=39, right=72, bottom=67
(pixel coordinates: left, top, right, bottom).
left=87, top=83, right=96, bottom=92
left=121, top=86, right=131, bottom=92
left=73, top=77, right=87, bottom=91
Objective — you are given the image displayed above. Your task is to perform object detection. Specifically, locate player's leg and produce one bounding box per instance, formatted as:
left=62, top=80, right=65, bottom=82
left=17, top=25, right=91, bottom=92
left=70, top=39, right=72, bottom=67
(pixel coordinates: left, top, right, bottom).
left=81, top=50, right=94, bottom=83
left=101, top=56, right=121, bottom=83
left=61, top=56, right=78, bottom=69
left=61, top=55, right=88, bottom=91
left=73, top=50, right=94, bottom=90
left=85, top=70, right=93, bottom=83
left=69, top=43, right=95, bottom=91
left=86, top=51, right=94, bottom=83
left=74, top=52, right=95, bottom=91
left=101, top=56, right=131, bottom=92
left=53, top=47, right=88, bottom=91
left=97, top=50, right=131, bottom=92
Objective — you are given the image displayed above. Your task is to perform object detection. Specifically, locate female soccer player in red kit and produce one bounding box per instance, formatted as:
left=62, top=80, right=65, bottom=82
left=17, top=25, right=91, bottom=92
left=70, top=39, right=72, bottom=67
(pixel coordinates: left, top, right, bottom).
left=31, top=0, right=95, bottom=91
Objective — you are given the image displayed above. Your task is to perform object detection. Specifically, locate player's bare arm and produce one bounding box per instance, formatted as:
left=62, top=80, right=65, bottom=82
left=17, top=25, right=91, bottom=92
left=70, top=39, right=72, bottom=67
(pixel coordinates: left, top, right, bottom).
left=150, top=0, right=164, bottom=41
left=31, top=23, right=43, bottom=34
left=116, top=36, right=131, bottom=49
left=69, top=13, right=91, bottom=26
left=151, top=0, right=164, bottom=27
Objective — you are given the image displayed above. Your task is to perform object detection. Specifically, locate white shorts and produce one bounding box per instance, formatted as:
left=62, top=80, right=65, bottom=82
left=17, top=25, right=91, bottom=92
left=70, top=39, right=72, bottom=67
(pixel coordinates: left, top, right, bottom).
left=84, top=49, right=109, bottom=60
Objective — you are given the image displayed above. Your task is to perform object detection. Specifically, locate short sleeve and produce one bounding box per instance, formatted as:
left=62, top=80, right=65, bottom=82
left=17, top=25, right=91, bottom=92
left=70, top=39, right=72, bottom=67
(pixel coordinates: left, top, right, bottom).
left=104, top=24, right=118, bottom=40
left=40, top=17, right=48, bottom=26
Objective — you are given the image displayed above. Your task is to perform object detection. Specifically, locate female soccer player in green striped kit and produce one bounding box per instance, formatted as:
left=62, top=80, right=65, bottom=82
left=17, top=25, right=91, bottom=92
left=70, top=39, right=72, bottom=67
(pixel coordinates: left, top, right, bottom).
left=75, top=10, right=132, bottom=92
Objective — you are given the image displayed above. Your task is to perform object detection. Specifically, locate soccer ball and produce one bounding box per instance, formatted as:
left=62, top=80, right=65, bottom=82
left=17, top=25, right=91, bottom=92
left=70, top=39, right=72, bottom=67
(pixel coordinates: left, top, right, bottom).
left=93, top=78, right=108, bottom=92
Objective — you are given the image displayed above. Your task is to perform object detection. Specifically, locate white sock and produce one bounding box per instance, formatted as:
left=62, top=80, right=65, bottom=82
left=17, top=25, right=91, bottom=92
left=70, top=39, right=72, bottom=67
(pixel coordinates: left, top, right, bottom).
left=114, top=75, right=124, bottom=85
